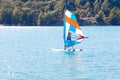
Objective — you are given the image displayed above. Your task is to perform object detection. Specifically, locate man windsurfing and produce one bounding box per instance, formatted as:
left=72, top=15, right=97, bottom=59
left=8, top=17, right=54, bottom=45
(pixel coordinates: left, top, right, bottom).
left=64, top=31, right=75, bottom=51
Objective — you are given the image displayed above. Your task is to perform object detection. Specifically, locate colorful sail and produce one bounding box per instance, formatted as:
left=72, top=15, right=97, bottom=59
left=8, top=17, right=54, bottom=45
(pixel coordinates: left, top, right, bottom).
left=64, top=10, right=84, bottom=48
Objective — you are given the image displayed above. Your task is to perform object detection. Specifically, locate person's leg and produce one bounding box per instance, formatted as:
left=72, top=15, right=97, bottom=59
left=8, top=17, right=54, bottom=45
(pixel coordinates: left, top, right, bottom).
left=72, top=46, right=75, bottom=51
left=64, top=45, right=66, bottom=50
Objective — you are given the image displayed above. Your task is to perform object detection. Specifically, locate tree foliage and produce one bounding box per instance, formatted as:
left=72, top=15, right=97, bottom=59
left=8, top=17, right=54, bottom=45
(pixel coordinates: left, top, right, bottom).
left=109, top=8, right=120, bottom=25
left=0, top=0, right=120, bottom=26
left=95, top=10, right=105, bottom=22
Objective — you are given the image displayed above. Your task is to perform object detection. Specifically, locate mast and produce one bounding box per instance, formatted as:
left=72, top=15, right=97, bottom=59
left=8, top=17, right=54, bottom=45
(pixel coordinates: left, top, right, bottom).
left=63, top=0, right=67, bottom=49
left=63, top=0, right=69, bottom=49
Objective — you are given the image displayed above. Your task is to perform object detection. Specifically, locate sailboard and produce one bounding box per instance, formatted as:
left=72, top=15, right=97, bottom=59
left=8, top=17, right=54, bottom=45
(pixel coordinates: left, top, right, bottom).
left=51, top=10, right=85, bottom=52
left=50, top=48, right=82, bottom=52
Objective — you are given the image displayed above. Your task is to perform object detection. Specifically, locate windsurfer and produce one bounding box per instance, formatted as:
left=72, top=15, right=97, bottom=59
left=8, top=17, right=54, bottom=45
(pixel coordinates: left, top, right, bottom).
left=67, top=31, right=71, bottom=40
left=64, top=31, right=75, bottom=51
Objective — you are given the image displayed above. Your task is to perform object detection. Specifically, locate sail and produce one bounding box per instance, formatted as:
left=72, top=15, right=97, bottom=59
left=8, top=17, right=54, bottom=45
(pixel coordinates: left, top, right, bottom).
left=64, top=10, right=84, bottom=48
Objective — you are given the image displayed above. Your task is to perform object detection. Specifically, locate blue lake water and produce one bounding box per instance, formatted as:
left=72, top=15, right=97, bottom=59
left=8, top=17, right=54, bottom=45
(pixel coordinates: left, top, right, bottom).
left=0, top=26, right=120, bottom=80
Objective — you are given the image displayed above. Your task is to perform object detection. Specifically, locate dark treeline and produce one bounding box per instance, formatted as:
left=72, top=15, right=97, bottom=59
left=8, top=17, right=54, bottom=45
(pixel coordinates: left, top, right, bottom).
left=0, top=0, right=120, bottom=26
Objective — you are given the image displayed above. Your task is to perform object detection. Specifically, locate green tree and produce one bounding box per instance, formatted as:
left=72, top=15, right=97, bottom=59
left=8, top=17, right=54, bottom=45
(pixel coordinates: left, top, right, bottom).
left=0, top=8, right=13, bottom=24
left=95, top=10, right=105, bottom=22
left=85, top=1, right=90, bottom=9
left=94, top=0, right=100, bottom=13
left=101, top=0, right=109, bottom=16
left=22, top=7, right=31, bottom=25
left=109, top=8, right=120, bottom=25
left=12, top=7, right=23, bottom=25
left=37, top=13, right=43, bottom=26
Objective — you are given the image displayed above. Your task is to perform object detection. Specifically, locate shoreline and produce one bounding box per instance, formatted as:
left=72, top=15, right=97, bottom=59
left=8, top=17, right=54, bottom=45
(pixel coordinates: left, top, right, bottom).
left=0, top=26, right=119, bottom=28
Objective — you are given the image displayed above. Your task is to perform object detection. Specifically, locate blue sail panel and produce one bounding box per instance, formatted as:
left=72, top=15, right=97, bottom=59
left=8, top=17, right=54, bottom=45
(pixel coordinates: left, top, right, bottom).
left=71, top=13, right=77, bottom=22
left=69, top=25, right=76, bottom=33
left=65, top=40, right=80, bottom=48
left=63, top=13, right=66, bottom=42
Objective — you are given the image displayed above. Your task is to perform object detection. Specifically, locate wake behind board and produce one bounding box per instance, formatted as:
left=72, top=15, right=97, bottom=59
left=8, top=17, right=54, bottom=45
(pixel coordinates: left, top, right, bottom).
left=50, top=48, right=82, bottom=52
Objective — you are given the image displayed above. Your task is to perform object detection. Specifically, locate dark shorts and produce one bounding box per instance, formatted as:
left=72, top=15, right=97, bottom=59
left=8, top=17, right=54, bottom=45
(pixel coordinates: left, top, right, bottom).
left=67, top=38, right=71, bottom=40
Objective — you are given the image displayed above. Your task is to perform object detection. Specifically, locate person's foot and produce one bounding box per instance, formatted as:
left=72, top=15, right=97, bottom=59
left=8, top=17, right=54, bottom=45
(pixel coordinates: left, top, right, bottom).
left=80, top=49, right=83, bottom=51
left=73, top=49, right=75, bottom=51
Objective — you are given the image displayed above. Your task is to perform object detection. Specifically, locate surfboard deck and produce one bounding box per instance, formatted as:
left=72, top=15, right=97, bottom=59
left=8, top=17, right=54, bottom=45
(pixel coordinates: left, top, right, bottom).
left=50, top=48, right=82, bottom=52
